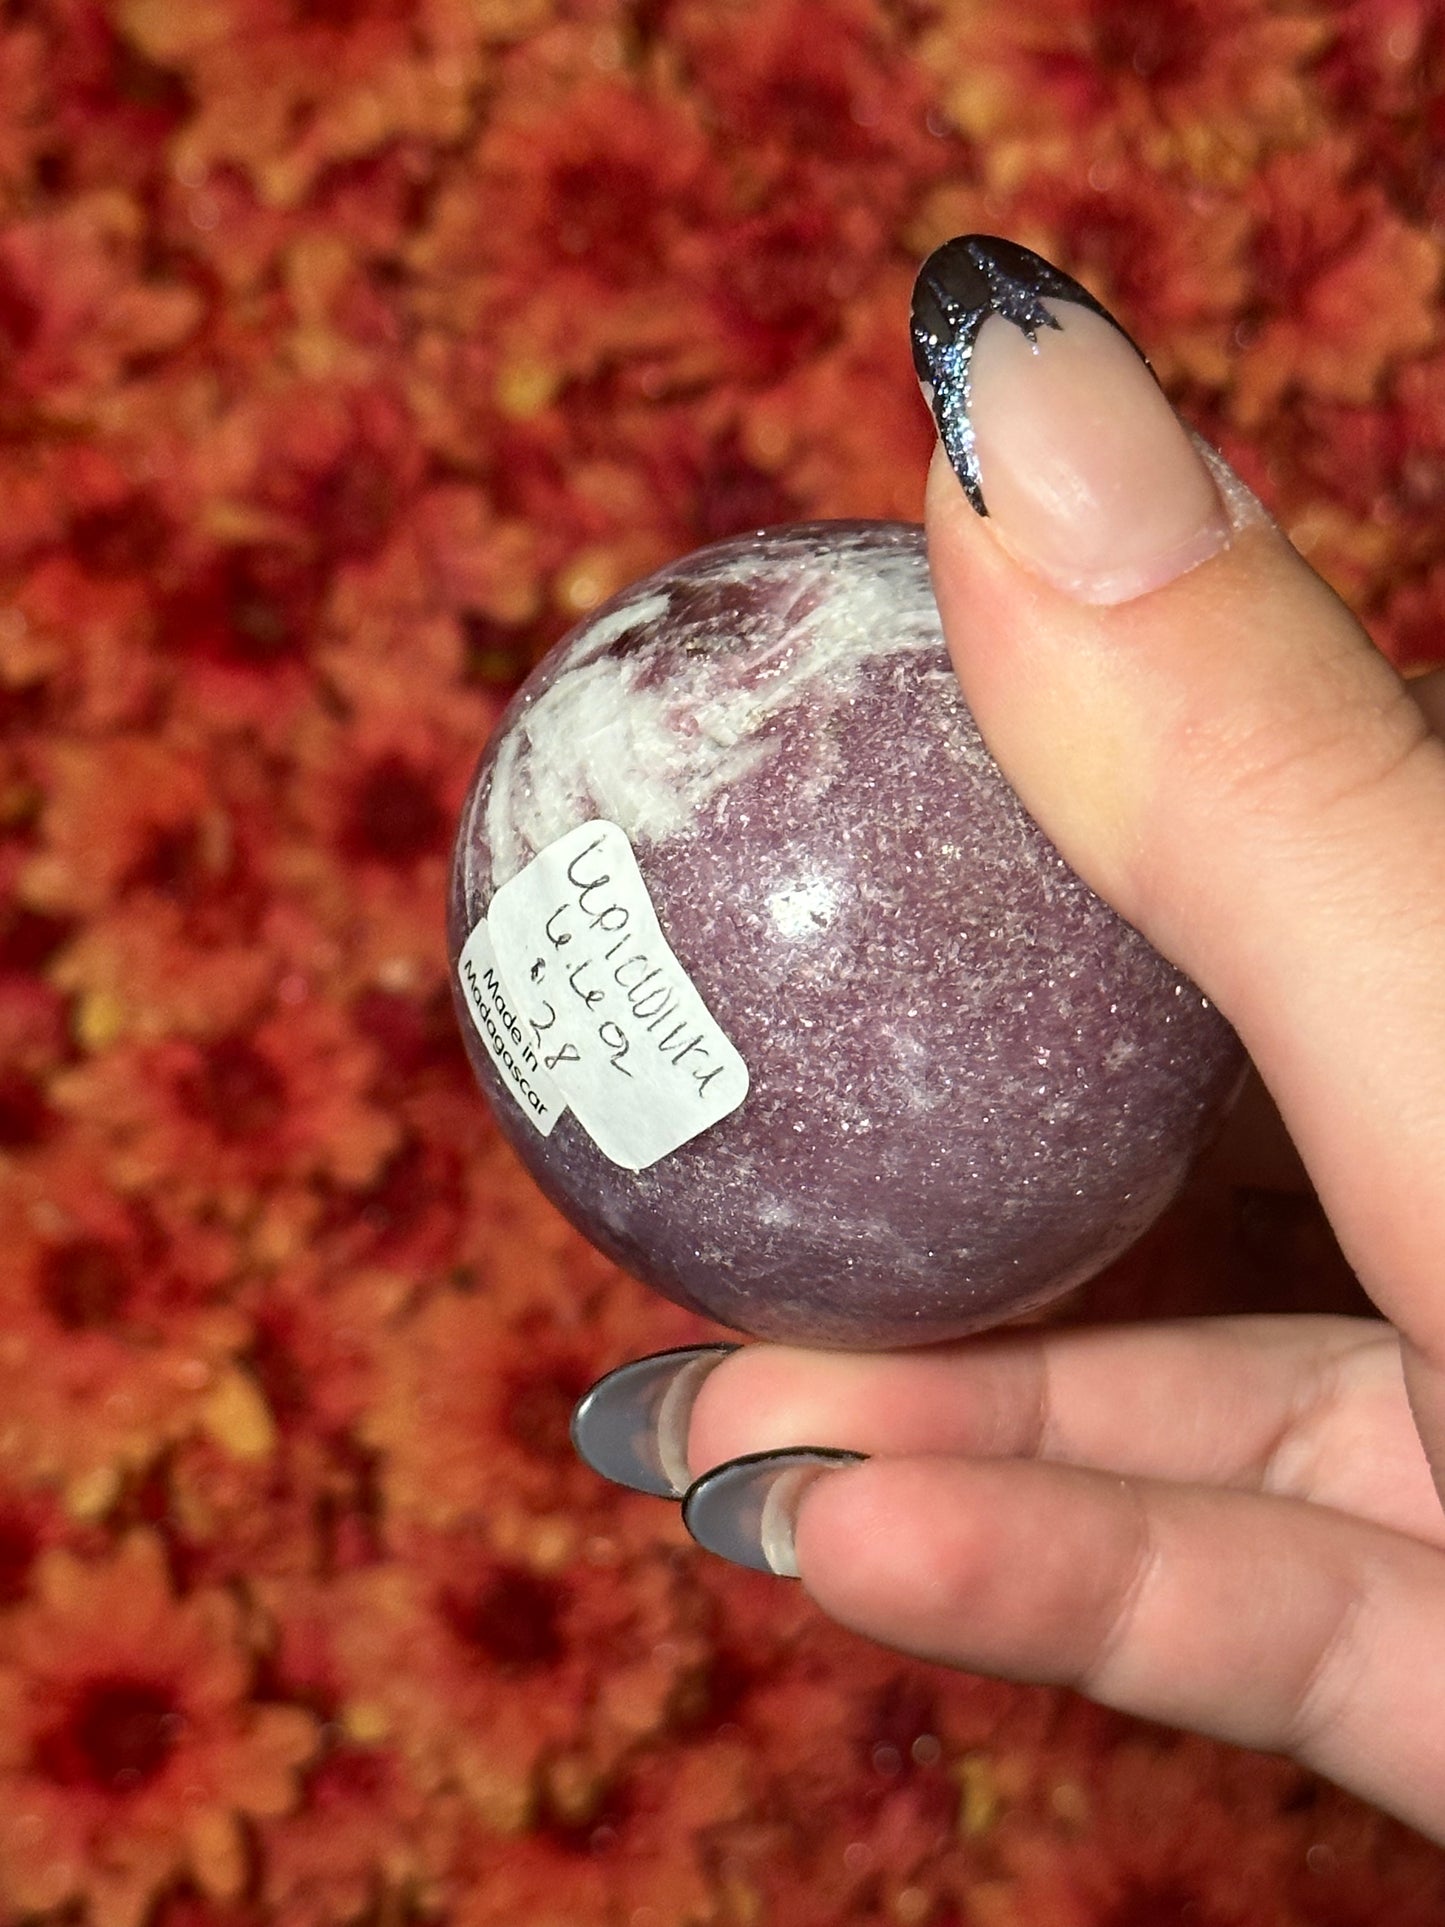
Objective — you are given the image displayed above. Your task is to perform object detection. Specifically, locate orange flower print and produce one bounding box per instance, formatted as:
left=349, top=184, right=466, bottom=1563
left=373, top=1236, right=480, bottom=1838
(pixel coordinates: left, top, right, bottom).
left=152, top=544, right=330, bottom=747
left=51, top=995, right=400, bottom=1206
left=266, top=1526, right=708, bottom=1837
left=256, top=1736, right=431, bottom=1927
left=0, top=191, right=202, bottom=412
left=918, top=0, right=1330, bottom=188
left=671, top=0, right=948, bottom=212
left=442, top=1740, right=751, bottom=1927
left=21, top=735, right=219, bottom=924
left=0, top=1532, right=315, bottom=1927
left=365, top=1266, right=714, bottom=1532
left=276, top=675, right=502, bottom=999
left=118, top=0, right=486, bottom=210
left=1231, top=140, right=1442, bottom=425
left=0, top=1146, right=247, bottom=1501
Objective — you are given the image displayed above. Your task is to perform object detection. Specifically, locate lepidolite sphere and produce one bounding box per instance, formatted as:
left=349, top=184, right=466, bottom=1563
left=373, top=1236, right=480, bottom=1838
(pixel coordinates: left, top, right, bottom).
left=449, top=521, right=1243, bottom=1348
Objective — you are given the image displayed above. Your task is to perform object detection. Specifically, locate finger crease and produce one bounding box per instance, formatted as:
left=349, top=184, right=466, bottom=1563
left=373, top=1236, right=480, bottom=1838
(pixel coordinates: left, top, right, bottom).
left=1028, top=1345, right=1056, bottom=1459
left=1078, top=1480, right=1159, bottom=1699
left=1256, top=1344, right=1353, bottom=1497
left=1279, top=1568, right=1367, bottom=1763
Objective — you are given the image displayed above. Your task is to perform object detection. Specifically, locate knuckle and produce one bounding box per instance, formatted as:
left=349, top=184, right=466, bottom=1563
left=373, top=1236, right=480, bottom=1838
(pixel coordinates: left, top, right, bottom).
left=1177, top=657, right=1437, bottom=837
left=1124, top=651, right=1445, bottom=959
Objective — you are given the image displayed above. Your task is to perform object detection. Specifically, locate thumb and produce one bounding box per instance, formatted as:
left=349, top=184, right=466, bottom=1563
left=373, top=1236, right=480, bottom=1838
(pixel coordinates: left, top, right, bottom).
left=914, top=237, right=1445, bottom=1466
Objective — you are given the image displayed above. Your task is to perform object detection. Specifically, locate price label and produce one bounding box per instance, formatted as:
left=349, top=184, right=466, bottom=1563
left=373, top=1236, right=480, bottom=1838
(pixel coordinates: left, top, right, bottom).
left=456, top=920, right=566, bottom=1135
left=478, top=820, right=749, bottom=1171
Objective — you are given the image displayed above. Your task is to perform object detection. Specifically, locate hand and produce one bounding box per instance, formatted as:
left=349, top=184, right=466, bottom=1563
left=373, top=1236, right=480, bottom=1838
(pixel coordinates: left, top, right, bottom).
left=571, top=236, right=1445, bottom=1841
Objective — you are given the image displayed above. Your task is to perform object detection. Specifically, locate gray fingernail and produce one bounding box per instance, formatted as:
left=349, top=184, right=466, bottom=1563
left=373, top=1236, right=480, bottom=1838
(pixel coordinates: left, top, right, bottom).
left=682, top=1448, right=867, bottom=1577
left=569, top=1345, right=739, bottom=1497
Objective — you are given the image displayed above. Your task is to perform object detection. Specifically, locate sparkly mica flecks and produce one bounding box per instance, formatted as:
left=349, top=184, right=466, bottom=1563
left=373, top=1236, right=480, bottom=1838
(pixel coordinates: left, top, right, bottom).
left=910, top=234, right=1147, bottom=517
left=449, top=522, right=1245, bottom=1349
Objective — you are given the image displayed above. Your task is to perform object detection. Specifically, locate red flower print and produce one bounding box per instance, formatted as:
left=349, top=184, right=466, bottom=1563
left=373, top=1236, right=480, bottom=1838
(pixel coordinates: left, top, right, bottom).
left=263, top=1524, right=709, bottom=1837
left=36, top=2, right=193, bottom=200
left=696, top=198, right=890, bottom=386
left=477, top=65, right=715, bottom=288
left=279, top=680, right=491, bottom=991
left=326, top=481, right=542, bottom=695
left=420, top=43, right=724, bottom=416
left=1273, top=351, right=1445, bottom=566
left=256, top=1733, right=432, bottom=1927
left=441, top=1739, right=751, bottom=1927
left=51, top=995, right=400, bottom=1204
left=0, top=906, right=69, bottom=1155
left=0, top=14, right=47, bottom=211
left=1315, top=1, right=1445, bottom=227
left=142, top=380, right=440, bottom=744
left=0, top=192, right=203, bottom=412
left=50, top=893, right=276, bottom=1053
left=153, top=546, right=329, bottom=744
left=239, top=1259, right=401, bottom=1450
left=10, top=559, right=161, bottom=736
left=738, top=279, right=939, bottom=521
left=37, top=737, right=281, bottom=1050
left=917, top=0, right=1330, bottom=188
left=315, top=1113, right=472, bottom=1276
left=364, top=1262, right=710, bottom=1531
left=153, top=1419, right=379, bottom=1594
left=944, top=166, right=1253, bottom=396
left=3, top=0, right=1442, bottom=1920
left=118, top=0, right=486, bottom=210
left=0, top=1144, right=247, bottom=1501
left=1231, top=140, right=1441, bottom=425
left=310, top=980, right=477, bottom=1272
left=0, top=1531, right=315, bottom=1927
left=21, top=735, right=220, bottom=923
left=1377, top=563, right=1445, bottom=674
left=0, top=1483, right=74, bottom=1614
left=672, top=0, right=949, bottom=212
left=952, top=1730, right=1410, bottom=1927
left=1, top=439, right=181, bottom=735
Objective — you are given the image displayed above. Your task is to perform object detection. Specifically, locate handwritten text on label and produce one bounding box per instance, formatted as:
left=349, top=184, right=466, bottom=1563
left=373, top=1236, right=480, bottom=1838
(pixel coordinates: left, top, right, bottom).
left=486, top=820, right=749, bottom=1170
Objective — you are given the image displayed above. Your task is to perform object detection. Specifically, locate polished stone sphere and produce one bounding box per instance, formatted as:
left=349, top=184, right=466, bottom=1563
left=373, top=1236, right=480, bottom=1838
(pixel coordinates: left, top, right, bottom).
left=448, top=521, right=1244, bottom=1347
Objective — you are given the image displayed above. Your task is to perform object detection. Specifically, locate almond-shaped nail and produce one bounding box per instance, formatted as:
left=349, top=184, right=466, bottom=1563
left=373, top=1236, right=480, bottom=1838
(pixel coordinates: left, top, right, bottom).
left=911, top=233, right=1230, bottom=605
left=682, top=1448, right=866, bottom=1578
left=570, top=1345, right=739, bottom=1497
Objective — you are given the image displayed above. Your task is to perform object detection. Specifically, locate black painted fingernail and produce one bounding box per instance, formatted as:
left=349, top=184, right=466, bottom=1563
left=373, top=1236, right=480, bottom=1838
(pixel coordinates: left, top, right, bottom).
left=910, top=234, right=1231, bottom=605
left=910, top=233, right=1144, bottom=517
left=570, top=1344, right=740, bottom=1497
left=682, top=1447, right=867, bottom=1578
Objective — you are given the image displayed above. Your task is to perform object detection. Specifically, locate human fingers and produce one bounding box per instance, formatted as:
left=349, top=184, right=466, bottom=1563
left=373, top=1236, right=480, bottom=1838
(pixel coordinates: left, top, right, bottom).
left=679, top=1316, right=1443, bottom=1543
left=912, top=237, right=1445, bottom=1469
left=572, top=1315, right=1441, bottom=1542
left=684, top=1454, right=1445, bottom=1841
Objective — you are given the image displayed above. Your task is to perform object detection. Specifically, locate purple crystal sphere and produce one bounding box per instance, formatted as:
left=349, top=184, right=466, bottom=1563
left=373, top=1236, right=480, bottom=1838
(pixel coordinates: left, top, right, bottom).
left=448, top=522, right=1244, bottom=1347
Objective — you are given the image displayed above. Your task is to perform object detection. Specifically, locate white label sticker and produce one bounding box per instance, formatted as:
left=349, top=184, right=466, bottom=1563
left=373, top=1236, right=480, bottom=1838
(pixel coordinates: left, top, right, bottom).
left=486, top=820, right=750, bottom=1171
left=457, top=920, right=566, bottom=1135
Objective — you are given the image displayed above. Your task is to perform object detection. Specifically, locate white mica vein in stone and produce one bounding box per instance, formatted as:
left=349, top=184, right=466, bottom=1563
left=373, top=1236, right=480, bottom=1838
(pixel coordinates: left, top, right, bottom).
left=484, top=538, right=942, bottom=882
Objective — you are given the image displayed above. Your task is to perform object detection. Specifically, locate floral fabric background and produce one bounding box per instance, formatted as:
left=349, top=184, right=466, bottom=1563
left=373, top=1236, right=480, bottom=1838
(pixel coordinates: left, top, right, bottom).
left=4, top=0, right=1445, bottom=1923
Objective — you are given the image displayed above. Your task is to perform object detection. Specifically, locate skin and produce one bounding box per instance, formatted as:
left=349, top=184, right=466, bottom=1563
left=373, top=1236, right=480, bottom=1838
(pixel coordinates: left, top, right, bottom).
left=684, top=448, right=1445, bottom=1841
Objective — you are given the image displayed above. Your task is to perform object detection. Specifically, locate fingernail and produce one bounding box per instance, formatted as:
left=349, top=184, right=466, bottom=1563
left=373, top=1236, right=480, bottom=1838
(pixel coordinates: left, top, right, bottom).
left=682, top=1448, right=866, bottom=1578
left=570, top=1344, right=739, bottom=1497
left=911, top=233, right=1230, bottom=605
